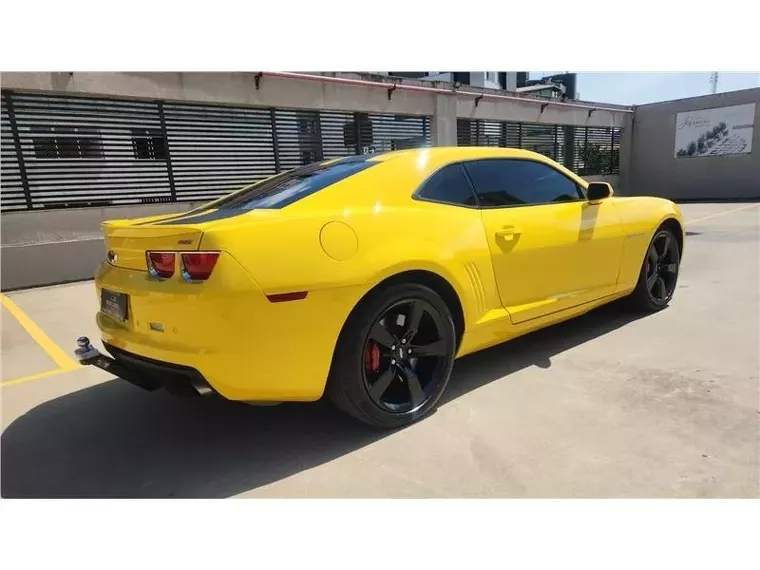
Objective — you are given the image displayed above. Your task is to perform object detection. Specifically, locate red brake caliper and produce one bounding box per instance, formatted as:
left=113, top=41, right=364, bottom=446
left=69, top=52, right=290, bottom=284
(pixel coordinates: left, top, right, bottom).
left=365, top=341, right=381, bottom=373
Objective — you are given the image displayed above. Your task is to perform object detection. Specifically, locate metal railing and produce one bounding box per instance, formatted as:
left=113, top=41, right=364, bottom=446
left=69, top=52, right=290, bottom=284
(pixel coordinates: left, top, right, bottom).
left=1, top=91, right=430, bottom=212
left=457, top=118, right=622, bottom=176
left=1, top=89, right=622, bottom=213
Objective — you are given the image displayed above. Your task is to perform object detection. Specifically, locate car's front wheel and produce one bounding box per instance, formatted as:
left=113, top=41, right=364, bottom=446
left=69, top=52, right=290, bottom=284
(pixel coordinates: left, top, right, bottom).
left=327, top=282, right=457, bottom=429
left=627, top=225, right=681, bottom=312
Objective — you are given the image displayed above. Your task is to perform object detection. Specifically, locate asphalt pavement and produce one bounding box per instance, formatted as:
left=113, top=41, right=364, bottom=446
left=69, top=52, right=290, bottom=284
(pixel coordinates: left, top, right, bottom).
left=1, top=202, right=758, bottom=498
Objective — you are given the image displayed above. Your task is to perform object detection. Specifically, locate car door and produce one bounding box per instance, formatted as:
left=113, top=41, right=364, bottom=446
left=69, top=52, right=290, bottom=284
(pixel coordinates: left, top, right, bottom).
left=463, top=158, right=624, bottom=324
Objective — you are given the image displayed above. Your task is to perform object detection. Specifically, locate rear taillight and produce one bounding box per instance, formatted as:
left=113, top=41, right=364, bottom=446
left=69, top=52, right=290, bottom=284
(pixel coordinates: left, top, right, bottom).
left=180, top=252, right=220, bottom=281
left=146, top=252, right=176, bottom=279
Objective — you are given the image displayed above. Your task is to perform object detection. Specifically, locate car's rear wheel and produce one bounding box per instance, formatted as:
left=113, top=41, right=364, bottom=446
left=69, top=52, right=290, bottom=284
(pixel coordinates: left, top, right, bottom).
left=327, top=283, right=457, bottom=429
left=627, top=226, right=681, bottom=312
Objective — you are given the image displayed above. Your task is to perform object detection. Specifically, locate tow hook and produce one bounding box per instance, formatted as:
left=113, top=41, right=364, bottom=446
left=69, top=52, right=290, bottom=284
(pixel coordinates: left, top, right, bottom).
left=74, top=336, right=114, bottom=369
left=73, top=336, right=161, bottom=392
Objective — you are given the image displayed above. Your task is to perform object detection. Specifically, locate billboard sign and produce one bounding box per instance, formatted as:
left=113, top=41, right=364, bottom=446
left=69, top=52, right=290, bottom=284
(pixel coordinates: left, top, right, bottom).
left=674, top=103, right=755, bottom=158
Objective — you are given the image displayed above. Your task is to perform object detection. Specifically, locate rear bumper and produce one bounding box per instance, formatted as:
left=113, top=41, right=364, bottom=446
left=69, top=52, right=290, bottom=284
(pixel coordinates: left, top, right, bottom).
left=75, top=337, right=216, bottom=397
left=106, top=342, right=217, bottom=397
left=90, top=258, right=366, bottom=402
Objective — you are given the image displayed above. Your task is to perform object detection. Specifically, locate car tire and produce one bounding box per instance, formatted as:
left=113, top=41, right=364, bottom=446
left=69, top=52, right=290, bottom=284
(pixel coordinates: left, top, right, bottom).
left=326, top=282, right=457, bottom=429
left=626, top=226, right=681, bottom=313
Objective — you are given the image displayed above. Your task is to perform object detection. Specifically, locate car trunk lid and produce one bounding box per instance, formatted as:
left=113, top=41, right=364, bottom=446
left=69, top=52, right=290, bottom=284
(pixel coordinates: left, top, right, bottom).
left=102, top=218, right=206, bottom=271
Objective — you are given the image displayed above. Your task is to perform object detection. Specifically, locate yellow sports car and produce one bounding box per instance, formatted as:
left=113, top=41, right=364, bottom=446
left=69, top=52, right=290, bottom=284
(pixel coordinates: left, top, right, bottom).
left=75, top=146, right=684, bottom=428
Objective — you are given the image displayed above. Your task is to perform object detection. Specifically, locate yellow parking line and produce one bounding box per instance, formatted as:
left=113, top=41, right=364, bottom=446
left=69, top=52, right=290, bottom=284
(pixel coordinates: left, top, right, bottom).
left=0, top=368, right=70, bottom=388
left=688, top=203, right=759, bottom=225
left=0, top=293, right=80, bottom=371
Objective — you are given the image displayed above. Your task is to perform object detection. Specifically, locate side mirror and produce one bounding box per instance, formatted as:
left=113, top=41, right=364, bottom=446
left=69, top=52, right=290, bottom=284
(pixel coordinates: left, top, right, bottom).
left=586, top=182, right=614, bottom=202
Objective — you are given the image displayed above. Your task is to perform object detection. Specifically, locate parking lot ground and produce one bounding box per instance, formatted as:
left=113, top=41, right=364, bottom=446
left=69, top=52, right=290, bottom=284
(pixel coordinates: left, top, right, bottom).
left=1, top=304, right=57, bottom=381
left=1, top=202, right=758, bottom=498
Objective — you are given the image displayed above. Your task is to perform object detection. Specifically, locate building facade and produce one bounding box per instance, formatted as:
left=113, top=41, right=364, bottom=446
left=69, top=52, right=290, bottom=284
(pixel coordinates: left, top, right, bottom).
left=1, top=72, right=626, bottom=213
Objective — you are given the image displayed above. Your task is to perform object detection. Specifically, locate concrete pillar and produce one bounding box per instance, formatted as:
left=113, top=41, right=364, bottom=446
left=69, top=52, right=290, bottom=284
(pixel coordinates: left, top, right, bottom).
left=431, top=94, right=457, bottom=147
left=618, top=111, right=635, bottom=195
left=504, top=72, right=518, bottom=91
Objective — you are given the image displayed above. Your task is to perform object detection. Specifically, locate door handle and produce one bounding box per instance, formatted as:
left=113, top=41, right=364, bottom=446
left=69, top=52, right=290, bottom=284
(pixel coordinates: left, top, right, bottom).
left=495, top=227, right=521, bottom=240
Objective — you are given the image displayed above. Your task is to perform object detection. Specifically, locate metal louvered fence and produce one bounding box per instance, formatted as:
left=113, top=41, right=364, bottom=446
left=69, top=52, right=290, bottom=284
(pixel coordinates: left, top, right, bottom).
left=1, top=91, right=431, bottom=212
left=2, top=90, right=622, bottom=213
left=457, top=118, right=622, bottom=176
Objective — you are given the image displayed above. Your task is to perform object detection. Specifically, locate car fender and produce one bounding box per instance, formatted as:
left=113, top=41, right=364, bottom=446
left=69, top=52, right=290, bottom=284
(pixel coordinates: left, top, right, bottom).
left=360, top=244, right=497, bottom=334
left=611, top=197, right=685, bottom=291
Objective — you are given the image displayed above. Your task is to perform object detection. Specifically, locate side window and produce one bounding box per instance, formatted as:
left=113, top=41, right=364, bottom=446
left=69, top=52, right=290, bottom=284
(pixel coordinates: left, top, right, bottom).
left=416, top=164, right=478, bottom=207
left=463, top=159, right=583, bottom=208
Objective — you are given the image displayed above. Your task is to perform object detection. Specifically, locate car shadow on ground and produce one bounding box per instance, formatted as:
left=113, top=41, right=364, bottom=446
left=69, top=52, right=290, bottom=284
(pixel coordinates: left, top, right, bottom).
left=1, top=301, right=650, bottom=498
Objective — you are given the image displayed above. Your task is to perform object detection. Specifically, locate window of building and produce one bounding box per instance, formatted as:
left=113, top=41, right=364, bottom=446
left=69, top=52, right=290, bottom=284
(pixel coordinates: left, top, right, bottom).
left=32, top=126, right=103, bottom=159
left=131, top=129, right=167, bottom=160
left=32, top=132, right=58, bottom=159
left=342, top=112, right=375, bottom=153
left=78, top=135, right=103, bottom=158
left=296, top=112, right=324, bottom=165
left=300, top=149, right=322, bottom=165
left=463, top=159, right=583, bottom=208
left=416, top=164, right=478, bottom=207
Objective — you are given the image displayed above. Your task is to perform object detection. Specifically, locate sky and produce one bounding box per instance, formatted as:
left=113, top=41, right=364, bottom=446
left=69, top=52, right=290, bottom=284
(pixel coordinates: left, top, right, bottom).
left=533, top=72, right=760, bottom=105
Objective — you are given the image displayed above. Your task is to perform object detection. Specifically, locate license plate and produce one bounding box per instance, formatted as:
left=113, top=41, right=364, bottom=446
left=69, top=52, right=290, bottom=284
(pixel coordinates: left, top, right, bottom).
left=101, top=289, right=129, bottom=322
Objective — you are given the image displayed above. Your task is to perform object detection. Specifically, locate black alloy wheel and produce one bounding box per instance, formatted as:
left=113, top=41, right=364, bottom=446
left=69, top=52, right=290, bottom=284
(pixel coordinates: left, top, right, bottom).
left=645, top=231, right=679, bottom=304
left=363, top=298, right=449, bottom=414
left=628, top=226, right=681, bottom=312
left=327, top=283, right=457, bottom=429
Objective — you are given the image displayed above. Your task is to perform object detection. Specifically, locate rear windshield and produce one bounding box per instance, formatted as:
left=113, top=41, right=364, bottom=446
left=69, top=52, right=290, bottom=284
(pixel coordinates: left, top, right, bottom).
left=200, top=157, right=377, bottom=211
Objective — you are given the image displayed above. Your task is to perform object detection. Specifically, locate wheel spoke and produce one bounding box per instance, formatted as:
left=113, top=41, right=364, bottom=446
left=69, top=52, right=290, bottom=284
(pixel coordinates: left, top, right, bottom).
left=655, top=277, right=667, bottom=300
left=662, top=263, right=678, bottom=274
left=657, top=235, right=671, bottom=260
left=646, top=268, right=659, bottom=291
left=370, top=368, right=396, bottom=400
left=648, top=247, right=658, bottom=270
left=368, top=321, right=395, bottom=348
left=410, top=339, right=446, bottom=356
left=404, top=300, right=425, bottom=339
left=402, top=366, right=425, bottom=408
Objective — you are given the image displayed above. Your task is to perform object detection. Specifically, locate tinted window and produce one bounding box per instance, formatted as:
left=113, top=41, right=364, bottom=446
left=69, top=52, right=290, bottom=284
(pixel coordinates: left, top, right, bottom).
left=195, top=158, right=377, bottom=211
left=417, top=164, right=478, bottom=207
left=463, top=159, right=582, bottom=208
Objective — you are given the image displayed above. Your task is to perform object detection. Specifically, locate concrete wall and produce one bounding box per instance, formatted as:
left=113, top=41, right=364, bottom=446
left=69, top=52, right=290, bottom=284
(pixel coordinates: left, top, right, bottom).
left=456, top=96, right=627, bottom=130
left=617, top=113, right=635, bottom=195
left=628, top=88, right=760, bottom=200
left=1, top=202, right=202, bottom=291
left=1, top=72, right=631, bottom=134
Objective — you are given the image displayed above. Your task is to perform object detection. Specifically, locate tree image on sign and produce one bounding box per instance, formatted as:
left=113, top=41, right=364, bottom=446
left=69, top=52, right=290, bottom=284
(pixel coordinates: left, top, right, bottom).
left=677, top=121, right=731, bottom=158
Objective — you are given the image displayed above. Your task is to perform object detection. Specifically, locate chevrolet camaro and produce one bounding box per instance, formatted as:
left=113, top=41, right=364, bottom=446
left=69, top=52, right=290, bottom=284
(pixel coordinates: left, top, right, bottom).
left=75, top=147, right=684, bottom=428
